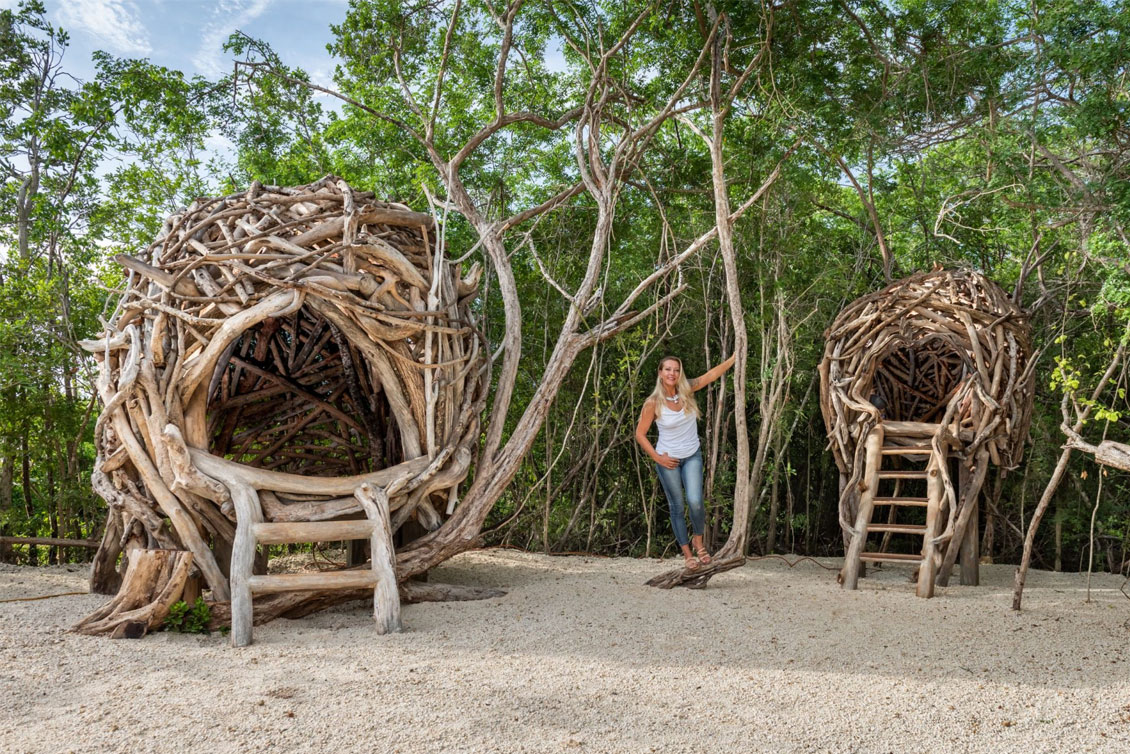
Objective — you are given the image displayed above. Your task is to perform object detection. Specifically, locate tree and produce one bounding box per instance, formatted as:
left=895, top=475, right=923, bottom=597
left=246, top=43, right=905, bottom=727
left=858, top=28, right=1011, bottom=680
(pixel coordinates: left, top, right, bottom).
left=0, top=1, right=220, bottom=564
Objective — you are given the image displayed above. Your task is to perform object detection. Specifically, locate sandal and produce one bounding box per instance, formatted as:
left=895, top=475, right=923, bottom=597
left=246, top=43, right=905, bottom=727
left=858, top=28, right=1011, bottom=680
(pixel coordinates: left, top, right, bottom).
left=683, top=555, right=701, bottom=571
left=694, top=546, right=712, bottom=565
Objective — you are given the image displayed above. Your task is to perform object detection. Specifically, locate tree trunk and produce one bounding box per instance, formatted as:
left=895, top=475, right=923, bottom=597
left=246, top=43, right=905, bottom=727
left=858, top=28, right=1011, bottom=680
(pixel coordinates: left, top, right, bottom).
left=766, top=433, right=783, bottom=553
left=0, top=455, right=12, bottom=563
left=1012, top=446, right=1072, bottom=609
left=1013, top=330, right=1129, bottom=610
left=20, top=430, right=36, bottom=565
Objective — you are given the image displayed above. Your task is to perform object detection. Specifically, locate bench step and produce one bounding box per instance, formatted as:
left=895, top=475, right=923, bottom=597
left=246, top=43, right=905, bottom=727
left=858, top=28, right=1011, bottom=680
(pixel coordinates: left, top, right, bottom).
left=252, top=520, right=375, bottom=545
left=247, top=570, right=378, bottom=594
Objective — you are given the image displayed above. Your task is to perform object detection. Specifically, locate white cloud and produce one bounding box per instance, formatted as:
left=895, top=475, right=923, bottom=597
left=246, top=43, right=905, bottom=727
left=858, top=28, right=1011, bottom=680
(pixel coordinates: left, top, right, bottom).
left=193, top=0, right=274, bottom=78
left=203, top=132, right=236, bottom=161
left=57, top=0, right=152, bottom=56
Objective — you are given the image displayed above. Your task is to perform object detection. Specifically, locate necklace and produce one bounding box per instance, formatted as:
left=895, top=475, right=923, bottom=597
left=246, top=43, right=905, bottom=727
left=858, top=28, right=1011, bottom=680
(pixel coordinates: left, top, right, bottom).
left=665, top=393, right=680, bottom=403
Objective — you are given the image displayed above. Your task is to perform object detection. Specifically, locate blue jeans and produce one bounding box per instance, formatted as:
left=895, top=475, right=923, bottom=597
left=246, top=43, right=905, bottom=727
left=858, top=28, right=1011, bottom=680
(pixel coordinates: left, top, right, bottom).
left=655, top=449, right=705, bottom=547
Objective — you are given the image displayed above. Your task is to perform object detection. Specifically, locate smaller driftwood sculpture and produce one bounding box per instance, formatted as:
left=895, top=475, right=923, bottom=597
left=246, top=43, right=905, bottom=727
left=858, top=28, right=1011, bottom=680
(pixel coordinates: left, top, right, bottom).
left=819, top=269, right=1036, bottom=593
left=80, top=176, right=487, bottom=638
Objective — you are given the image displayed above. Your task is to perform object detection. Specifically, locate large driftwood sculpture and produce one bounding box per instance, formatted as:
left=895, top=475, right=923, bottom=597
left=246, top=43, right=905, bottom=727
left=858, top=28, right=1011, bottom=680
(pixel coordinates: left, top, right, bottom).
left=819, top=269, right=1036, bottom=593
left=80, top=176, right=487, bottom=637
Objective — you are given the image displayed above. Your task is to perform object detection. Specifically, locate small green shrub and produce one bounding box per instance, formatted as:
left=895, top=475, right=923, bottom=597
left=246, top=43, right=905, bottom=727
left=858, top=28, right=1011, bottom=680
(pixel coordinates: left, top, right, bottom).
left=165, top=597, right=212, bottom=634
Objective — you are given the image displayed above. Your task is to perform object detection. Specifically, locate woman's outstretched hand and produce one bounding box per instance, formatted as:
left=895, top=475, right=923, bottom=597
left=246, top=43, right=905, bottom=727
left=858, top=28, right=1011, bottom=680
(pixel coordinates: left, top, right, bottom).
left=656, top=453, right=679, bottom=469
left=693, top=354, right=737, bottom=391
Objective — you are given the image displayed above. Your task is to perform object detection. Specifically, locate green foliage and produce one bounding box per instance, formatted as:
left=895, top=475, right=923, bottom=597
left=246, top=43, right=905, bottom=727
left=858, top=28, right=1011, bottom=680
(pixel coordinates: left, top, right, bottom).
left=0, top=1, right=224, bottom=563
left=3, top=0, right=1130, bottom=573
left=164, top=598, right=212, bottom=635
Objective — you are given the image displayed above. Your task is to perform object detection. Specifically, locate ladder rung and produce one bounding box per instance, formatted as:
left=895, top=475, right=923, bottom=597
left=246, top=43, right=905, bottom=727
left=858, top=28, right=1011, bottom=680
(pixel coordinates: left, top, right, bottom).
left=880, top=445, right=932, bottom=455
left=247, top=570, right=378, bottom=594
left=860, top=552, right=922, bottom=564
left=867, top=524, right=927, bottom=535
left=873, top=496, right=929, bottom=506
left=252, top=520, right=375, bottom=545
left=879, top=421, right=941, bottom=437
left=877, top=470, right=928, bottom=479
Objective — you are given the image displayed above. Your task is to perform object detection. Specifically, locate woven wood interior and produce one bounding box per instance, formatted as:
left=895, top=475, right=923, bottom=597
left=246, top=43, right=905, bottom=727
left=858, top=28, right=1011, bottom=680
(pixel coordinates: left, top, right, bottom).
left=207, top=306, right=404, bottom=477
left=871, top=336, right=966, bottom=423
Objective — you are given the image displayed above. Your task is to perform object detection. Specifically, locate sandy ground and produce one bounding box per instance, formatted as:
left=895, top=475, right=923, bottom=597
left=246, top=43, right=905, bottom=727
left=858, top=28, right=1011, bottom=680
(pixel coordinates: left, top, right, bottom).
left=1, top=551, right=1129, bottom=754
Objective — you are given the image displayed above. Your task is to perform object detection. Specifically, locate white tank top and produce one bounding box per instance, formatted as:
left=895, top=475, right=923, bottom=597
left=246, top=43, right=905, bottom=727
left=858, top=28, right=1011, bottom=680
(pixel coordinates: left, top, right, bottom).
left=654, top=403, right=700, bottom=459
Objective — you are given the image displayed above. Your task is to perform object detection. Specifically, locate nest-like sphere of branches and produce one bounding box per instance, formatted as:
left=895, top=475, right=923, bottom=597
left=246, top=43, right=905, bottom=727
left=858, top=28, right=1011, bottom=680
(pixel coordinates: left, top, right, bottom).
left=85, top=176, right=485, bottom=597
left=819, top=269, right=1035, bottom=473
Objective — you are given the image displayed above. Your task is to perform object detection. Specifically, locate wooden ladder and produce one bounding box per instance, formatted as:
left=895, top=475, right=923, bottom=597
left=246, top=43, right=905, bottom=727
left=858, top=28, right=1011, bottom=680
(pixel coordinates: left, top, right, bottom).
left=841, top=423, right=946, bottom=598
left=229, top=481, right=401, bottom=647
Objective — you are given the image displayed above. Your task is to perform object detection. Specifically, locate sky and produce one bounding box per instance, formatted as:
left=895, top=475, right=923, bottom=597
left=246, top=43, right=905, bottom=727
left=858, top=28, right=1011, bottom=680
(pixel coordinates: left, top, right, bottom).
left=2, top=0, right=347, bottom=87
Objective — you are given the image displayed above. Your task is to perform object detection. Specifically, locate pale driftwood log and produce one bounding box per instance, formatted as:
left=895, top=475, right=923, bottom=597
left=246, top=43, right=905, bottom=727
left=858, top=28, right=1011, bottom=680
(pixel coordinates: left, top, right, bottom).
left=936, top=448, right=990, bottom=586
left=916, top=443, right=946, bottom=598
left=643, top=555, right=746, bottom=589
left=248, top=571, right=378, bottom=593
left=228, top=479, right=262, bottom=648
left=252, top=520, right=375, bottom=544
left=81, top=177, right=486, bottom=635
left=356, top=483, right=401, bottom=634
left=258, top=491, right=364, bottom=523
left=840, top=426, right=884, bottom=590
left=188, top=449, right=429, bottom=497
left=958, top=464, right=980, bottom=586
left=1064, top=433, right=1130, bottom=472
left=89, top=511, right=124, bottom=595
left=72, top=549, right=193, bottom=638
left=0, top=536, right=99, bottom=548
left=819, top=270, right=1035, bottom=591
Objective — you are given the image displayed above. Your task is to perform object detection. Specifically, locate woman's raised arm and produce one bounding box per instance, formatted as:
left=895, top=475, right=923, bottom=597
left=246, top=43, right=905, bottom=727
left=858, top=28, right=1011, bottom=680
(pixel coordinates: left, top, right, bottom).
left=690, top=354, right=736, bottom=391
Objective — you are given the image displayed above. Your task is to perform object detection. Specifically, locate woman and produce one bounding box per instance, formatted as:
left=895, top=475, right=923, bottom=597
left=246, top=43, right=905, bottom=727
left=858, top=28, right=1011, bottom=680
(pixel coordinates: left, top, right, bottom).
left=635, top=354, right=735, bottom=570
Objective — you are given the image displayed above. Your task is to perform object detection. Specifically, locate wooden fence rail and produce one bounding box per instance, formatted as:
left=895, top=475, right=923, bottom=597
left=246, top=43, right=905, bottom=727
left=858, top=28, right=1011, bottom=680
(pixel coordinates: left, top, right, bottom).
left=0, top=536, right=100, bottom=548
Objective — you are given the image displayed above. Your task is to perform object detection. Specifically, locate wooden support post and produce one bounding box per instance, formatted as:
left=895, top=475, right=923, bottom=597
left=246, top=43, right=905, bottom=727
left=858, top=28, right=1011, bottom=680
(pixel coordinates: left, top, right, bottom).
left=838, top=472, right=853, bottom=552
left=356, top=483, right=402, bottom=633
left=181, top=573, right=202, bottom=605
left=228, top=481, right=262, bottom=648
left=936, top=449, right=990, bottom=586
left=959, top=487, right=980, bottom=586
left=917, top=444, right=946, bottom=598
left=90, top=511, right=124, bottom=596
left=346, top=536, right=368, bottom=567
left=842, top=426, right=884, bottom=590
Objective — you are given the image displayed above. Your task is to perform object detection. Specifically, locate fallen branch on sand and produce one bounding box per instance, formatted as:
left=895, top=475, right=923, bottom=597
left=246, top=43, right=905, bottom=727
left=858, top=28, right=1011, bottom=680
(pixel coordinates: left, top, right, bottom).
left=644, top=555, right=745, bottom=589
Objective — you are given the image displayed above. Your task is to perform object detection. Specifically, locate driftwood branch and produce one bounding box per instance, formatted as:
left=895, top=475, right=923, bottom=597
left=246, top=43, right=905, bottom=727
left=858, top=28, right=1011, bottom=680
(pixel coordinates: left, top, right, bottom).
left=644, top=555, right=746, bottom=589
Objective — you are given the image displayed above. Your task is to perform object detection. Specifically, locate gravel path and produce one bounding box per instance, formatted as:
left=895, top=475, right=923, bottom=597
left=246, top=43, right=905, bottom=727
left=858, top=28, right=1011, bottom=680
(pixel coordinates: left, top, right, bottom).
left=2, top=550, right=1129, bottom=753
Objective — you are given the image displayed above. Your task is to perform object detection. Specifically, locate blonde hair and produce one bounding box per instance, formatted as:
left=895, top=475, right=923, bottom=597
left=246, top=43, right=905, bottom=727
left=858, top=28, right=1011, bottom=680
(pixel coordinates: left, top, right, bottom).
left=648, top=356, right=699, bottom=419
